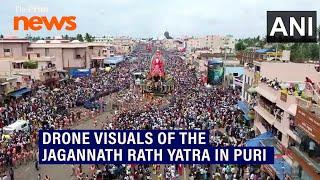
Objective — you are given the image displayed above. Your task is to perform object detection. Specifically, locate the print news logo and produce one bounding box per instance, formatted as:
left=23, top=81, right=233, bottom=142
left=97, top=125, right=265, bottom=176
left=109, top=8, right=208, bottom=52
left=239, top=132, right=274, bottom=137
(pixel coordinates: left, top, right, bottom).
left=267, top=11, right=317, bottom=43
left=13, top=16, right=77, bottom=31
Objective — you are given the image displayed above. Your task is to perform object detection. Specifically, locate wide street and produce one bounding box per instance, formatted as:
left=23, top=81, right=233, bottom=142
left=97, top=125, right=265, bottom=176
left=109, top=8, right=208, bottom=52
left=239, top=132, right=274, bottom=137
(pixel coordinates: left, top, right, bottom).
left=15, top=102, right=113, bottom=180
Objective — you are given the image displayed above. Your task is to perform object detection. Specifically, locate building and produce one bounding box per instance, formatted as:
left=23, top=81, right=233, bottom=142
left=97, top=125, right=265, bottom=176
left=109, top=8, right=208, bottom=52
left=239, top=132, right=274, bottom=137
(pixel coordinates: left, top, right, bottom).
left=187, top=50, right=214, bottom=82
left=223, top=60, right=244, bottom=89
left=243, top=61, right=320, bottom=179
left=0, top=36, right=136, bottom=98
left=28, top=40, right=90, bottom=70
left=162, top=39, right=186, bottom=51
left=237, top=48, right=291, bottom=65
left=0, top=38, right=30, bottom=59
left=94, top=36, right=113, bottom=43
left=186, top=35, right=235, bottom=54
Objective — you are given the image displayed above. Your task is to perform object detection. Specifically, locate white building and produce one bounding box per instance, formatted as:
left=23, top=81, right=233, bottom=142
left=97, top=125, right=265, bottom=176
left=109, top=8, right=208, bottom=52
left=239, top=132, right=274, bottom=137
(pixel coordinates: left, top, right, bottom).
left=186, top=35, right=235, bottom=54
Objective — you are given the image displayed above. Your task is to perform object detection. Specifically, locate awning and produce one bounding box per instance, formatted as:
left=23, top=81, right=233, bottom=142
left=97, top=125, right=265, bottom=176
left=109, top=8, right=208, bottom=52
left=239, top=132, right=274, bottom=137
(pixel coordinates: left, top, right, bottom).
left=10, top=87, right=31, bottom=98
left=245, top=131, right=273, bottom=147
left=237, top=100, right=250, bottom=114
left=287, top=104, right=297, bottom=116
left=246, top=134, right=293, bottom=180
left=256, top=86, right=277, bottom=103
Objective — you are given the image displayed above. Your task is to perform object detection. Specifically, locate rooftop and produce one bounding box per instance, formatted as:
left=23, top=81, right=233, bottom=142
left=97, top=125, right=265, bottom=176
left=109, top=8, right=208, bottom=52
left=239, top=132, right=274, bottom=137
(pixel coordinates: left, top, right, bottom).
left=29, top=43, right=88, bottom=48
left=259, top=62, right=320, bottom=83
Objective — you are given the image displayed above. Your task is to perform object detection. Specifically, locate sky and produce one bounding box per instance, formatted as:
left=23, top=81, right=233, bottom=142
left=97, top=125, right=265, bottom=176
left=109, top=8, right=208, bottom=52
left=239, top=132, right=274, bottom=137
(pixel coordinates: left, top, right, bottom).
left=0, top=0, right=319, bottom=39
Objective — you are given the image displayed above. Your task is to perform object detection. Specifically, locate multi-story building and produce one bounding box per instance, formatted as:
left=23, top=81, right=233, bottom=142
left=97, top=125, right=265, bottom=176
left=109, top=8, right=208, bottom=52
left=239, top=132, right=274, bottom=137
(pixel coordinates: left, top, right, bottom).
left=186, top=35, right=235, bottom=54
left=0, top=36, right=135, bottom=99
left=0, top=38, right=30, bottom=58
left=0, top=38, right=33, bottom=99
left=94, top=36, right=113, bottom=43
left=243, top=61, right=320, bottom=179
left=162, top=39, right=186, bottom=51
left=289, top=95, right=320, bottom=179
left=1, top=36, right=135, bottom=71
left=28, top=40, right=90, bottom=70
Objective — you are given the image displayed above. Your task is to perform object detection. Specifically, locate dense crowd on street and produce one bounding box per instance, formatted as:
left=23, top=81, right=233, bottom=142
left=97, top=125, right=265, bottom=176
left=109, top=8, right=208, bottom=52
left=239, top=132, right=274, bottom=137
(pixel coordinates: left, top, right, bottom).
left=0, top=46, right=271, bottom=180
left=0, top=52, right=147, bottom=179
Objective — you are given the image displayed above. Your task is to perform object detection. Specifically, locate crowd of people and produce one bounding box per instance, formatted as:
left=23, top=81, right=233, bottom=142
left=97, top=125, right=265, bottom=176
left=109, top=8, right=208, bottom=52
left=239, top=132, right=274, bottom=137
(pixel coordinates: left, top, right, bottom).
left=94, top=50, right=260, bottom=180
left=0, top=50, right=147, bottom=178
left=0, top=45, right=271, bottom=179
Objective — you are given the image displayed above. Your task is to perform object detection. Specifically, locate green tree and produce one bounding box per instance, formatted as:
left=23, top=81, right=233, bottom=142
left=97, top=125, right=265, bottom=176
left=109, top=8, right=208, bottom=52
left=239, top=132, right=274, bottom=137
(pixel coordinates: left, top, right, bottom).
left=164, top=31, right=173, bottom=39
left=277, top=44, right=287, bottom=51
left=23, top=60, right=38, bottom=69
left=25, top=34, right=32, bottom=41
left=310, top=43, right=319, bottom=60
left=235, top=41, right=246, bottom=51
left=0, top=34, right=3, bottom=38
left=85, top=33, right=93, bottom=42
left=290, top=43, right=304, bottom=62
left=76, top=34, right=84, bottom=42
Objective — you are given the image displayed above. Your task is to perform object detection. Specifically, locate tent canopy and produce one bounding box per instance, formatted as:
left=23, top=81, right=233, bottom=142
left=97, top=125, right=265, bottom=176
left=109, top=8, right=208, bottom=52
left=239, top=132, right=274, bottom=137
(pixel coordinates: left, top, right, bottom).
left=237, top=100, right=250, bottom=114
left=245, top=131, right=273, bottom=147
left=10, top=87, right=31, bottom=98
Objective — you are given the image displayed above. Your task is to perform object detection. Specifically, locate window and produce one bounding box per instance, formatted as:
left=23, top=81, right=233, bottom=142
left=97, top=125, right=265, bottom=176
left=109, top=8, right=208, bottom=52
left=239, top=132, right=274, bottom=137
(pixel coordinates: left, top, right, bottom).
left=45, top=48, right=49, bottom=56
left=37, top=53, right=40, bottom=58
left=76, top=55, right=81, bottom=59
left=89, top=46, right=93, bottom=49
left=4, top=49, right=10, bottom=53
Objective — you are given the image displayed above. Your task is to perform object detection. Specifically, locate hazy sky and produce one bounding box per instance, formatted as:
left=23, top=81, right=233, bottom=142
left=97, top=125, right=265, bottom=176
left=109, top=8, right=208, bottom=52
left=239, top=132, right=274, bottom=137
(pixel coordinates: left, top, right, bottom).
left=0, top=0, right=319, bottom=38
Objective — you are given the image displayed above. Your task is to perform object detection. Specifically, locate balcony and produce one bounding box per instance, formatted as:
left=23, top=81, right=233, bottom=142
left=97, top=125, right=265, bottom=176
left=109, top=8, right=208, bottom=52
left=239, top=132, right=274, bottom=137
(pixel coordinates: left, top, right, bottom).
left=254, top=104, right=276, bottom=126
left=290, top=146, right=320, bottom=174
left=40, top=66, right=57, bottom=73
left=254, top=118, right=267, bottom=134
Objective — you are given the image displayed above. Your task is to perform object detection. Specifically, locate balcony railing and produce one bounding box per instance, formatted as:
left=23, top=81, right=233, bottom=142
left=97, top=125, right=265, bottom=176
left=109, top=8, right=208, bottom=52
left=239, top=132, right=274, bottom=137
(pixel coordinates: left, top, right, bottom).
left=297, top=97, right=320, bottom=118
left=1, top=56, right=55, bottom=62
left=40, top=66, right=56, bottom=72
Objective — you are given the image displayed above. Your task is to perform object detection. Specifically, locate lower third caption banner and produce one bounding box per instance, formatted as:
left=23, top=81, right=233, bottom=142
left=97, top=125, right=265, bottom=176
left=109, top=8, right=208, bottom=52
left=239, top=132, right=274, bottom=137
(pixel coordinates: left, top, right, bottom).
left=38, top=130, right=274, bottom=164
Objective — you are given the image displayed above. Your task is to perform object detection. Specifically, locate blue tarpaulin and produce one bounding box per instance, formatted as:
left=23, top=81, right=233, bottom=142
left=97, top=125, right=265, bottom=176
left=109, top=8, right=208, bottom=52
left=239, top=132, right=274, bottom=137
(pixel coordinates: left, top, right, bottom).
left=237, top=100, right=250, bottom=114
left=274, top=157, right=292, bottom=180
left=104, top=56, right=124, bottom=65
left=245, top=131, right=273, bottom=147
left=255, top=48, right=275, bottom=54
left=69, top=69, right=91, bottom=78
left=246, top=132, right=292, bottom=179
left=10, top=87, right=31, bottom=98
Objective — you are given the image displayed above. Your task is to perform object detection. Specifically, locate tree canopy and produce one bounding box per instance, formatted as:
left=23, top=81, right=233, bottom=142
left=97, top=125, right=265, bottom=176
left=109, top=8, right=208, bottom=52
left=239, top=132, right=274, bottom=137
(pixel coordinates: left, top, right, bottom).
left=164, top=31, right=173, bottom=39
left=236, top=35, right=320, bottom=62
left=76, top=34, right=84, bottom=42
left=84, top=33, right=94, bottom=42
